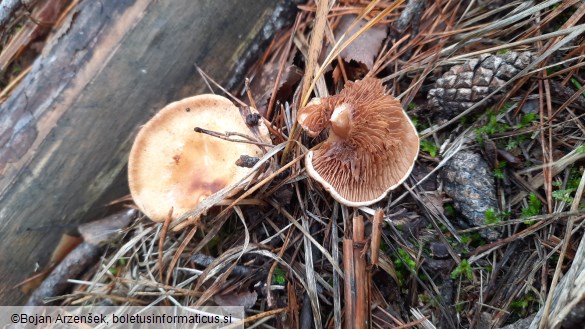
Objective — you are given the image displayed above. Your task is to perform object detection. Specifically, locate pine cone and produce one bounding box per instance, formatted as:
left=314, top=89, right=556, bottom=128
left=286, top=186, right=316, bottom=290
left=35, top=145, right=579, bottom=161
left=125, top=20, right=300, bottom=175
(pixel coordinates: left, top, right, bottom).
left=427, top=51, right=535, bottom=120
left=439, top=151, right=501, bottom=241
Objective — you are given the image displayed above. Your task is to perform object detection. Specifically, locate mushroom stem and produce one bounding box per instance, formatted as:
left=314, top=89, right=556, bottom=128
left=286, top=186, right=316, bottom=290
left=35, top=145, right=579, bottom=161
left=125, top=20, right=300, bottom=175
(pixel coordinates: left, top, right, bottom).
left=330, top=103, right=351, bottom=139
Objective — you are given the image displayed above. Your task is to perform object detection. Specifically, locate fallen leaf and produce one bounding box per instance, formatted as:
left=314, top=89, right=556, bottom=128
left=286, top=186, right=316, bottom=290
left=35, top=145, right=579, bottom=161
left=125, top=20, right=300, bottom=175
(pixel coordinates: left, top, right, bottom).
left=335, top=14, right=387, bottom=69
left=213, top=290, right=258, bottom=308
left=78, top=208, right=137, bottom=245
left=249, top=63, right=302, bottom=116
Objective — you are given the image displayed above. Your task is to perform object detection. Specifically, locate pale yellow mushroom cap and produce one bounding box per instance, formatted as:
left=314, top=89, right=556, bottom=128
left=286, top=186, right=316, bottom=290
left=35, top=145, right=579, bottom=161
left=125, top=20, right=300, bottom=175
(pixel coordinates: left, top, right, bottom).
left=128, top=94, right=270, bottom=223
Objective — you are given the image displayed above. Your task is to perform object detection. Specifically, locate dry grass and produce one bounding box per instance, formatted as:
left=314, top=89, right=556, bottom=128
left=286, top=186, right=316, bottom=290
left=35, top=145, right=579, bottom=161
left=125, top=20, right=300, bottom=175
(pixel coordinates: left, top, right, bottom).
left=43, top=1, right=585, bottom=328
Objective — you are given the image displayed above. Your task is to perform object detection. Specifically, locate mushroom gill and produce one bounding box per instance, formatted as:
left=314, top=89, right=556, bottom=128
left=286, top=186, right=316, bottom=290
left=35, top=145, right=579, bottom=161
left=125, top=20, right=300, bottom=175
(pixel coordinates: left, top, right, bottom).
left=300, top=78, right=419, bottom=206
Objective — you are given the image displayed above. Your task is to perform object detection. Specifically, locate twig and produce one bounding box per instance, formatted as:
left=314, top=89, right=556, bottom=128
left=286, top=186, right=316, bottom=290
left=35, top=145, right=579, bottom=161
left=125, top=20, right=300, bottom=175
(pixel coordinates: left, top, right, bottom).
left=391, top=0, right=426, bottom=37
left=299, top=0, right=330, bottom=109
left=332, top=204, right=342, bottom=329
left=190, top=253, right=253, bottom=277
left=371, top=209, right=383, bottom=266
left=165, top=225, right=197, bottom=285
left=0, top=64, right=31, bottom=101
left=538, top=170, right=585, bottom=328
left=223, top=307, right=287, bottom=329
left=159, top=208, right=172, bottom=284
left=266, top=13, right=301, bottom=120
left=343, top=239, right=355, bottom=329
left=266, top=225, right=294, bottom=308
left=352, top=215, right=368, bottom=329
left=193, top=127, right=274, bottom=147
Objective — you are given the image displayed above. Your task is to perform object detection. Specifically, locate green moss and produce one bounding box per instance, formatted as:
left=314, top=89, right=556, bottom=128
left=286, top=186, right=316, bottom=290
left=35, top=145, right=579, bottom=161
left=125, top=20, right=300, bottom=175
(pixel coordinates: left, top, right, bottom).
left=552, top=188, right=575, bottom=203
left=493, top=161, right=507, bottom=180
left=549, top=169, right=581, bottom=205
left=484, top=208, right=509, bottom=225
left=395, top=248, right=416, bottom=270
left=393, top=248, right=417, bottom=286
left=519, top=112, right=539, bottom=127
left=510, top=292, right=537, bottom=317
left=505, top=135, right=527, bottom=150
left=444, top=203, right=456, bottom=217
left=420, top=139, right=439, bottom=158
left=484, top=208, right=499, bottom=225
left=454, top=301, right=467, bottom=312
left=460, top=234, right=472, bottom=244
left=460, top=232, right=484, bottom=247
left=475, top=108, right=511, bottom=144
left=451, top=259, right=473, bottom=280
left=522, top=193, right=542, bottom=224
left=272, top=266, right=286, bottom=285
left=570, top=78, right=585, bottom=97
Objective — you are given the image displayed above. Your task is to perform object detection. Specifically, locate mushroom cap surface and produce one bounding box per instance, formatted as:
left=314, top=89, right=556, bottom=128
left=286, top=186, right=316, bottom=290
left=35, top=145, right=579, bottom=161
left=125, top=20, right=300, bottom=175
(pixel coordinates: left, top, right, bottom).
left=298, top=78, right=419, bottom=206
left=128, top=94, right=270, bottom=222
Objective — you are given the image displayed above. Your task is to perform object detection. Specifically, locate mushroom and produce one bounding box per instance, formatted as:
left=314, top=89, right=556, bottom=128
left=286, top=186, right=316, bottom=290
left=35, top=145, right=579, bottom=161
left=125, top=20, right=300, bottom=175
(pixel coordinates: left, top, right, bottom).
left=297, top=78, right=419, bottom=206
left=128, top=94, right=271, bottom=225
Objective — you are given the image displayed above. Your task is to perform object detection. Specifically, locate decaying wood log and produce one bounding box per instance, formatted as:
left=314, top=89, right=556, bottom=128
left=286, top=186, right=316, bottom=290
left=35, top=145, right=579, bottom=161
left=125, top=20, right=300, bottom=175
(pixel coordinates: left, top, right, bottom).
left=0, top=0, right=294, bottom=304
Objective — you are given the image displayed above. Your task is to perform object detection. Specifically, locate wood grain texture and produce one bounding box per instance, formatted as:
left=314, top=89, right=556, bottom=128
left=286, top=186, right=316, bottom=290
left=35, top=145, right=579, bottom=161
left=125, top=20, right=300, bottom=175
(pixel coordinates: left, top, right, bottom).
left=0, top=0, right=281, bottom=304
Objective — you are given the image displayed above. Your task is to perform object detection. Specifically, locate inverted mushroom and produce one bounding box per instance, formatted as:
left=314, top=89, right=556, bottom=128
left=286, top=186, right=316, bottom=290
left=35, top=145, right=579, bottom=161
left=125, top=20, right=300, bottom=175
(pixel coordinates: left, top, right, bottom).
left=297, top=78, right=419, bottom=206
left=128, top=94, right=271, bottom=224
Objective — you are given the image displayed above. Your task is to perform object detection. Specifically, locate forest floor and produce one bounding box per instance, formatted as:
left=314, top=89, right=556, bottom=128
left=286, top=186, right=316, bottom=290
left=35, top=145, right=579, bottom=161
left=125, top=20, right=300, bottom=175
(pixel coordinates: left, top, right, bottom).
left=3, top=1, right=585, bottom=328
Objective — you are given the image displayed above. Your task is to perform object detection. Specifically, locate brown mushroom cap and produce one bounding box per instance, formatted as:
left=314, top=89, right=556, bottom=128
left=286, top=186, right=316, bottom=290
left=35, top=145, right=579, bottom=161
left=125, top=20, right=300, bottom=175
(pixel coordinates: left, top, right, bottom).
left=298, top=78, right=419, bottom=206
left=128, top=94, right=270, bottom=223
